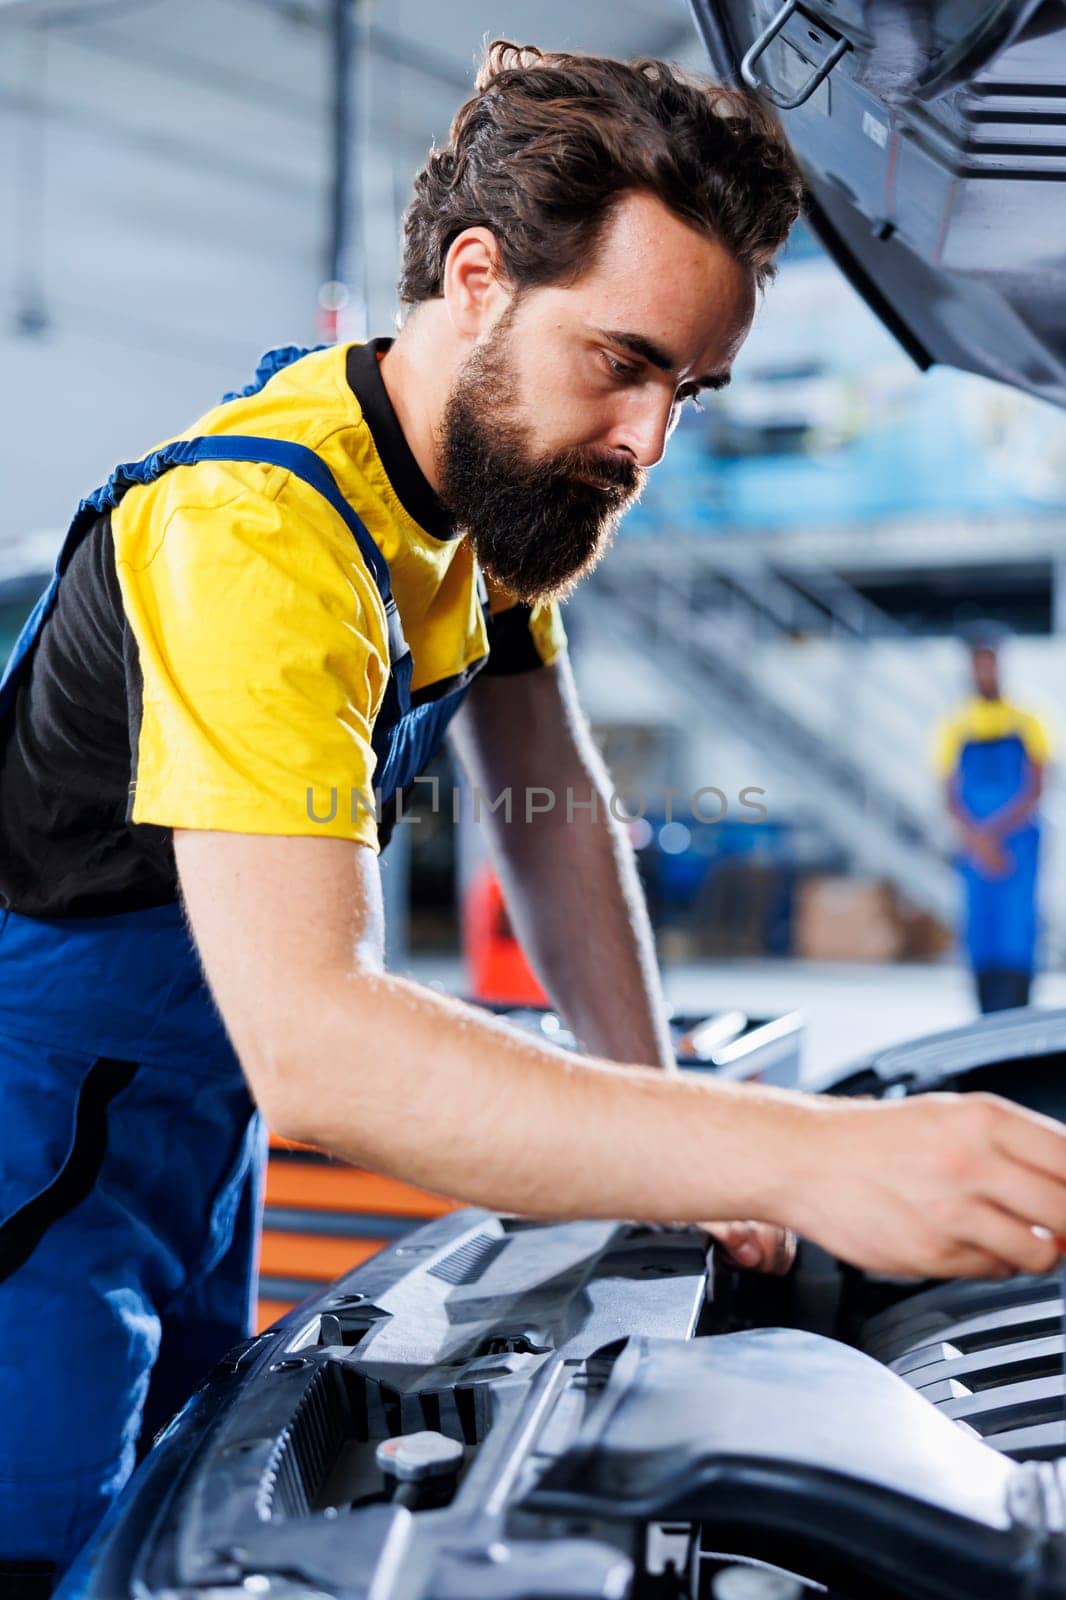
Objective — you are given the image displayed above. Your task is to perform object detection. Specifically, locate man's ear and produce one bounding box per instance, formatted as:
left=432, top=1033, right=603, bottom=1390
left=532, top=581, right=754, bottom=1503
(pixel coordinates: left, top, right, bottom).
left=442, top=227, right=510, bottom=337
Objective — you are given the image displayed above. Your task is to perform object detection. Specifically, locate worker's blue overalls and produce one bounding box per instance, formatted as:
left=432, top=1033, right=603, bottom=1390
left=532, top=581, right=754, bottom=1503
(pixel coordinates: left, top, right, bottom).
left=955, top=730, right=1041, bottom=1013
left=0, top=349, right=475, bottom=1589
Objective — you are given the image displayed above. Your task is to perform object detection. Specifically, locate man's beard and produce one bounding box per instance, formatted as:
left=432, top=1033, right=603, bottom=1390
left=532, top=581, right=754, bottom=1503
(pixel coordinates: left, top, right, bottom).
left=437, top=317, right=644, bottom=604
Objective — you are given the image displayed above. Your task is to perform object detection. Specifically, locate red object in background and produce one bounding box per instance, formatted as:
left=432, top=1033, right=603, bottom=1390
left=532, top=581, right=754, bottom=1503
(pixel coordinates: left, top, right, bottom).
left=464, top=865, right=549, bottom=1006
left=318, top=304, right=340, bottom=344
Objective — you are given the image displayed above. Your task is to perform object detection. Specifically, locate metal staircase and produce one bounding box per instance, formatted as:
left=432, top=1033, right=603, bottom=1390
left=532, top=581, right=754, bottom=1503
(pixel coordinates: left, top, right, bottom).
left=583, top=550, right=958, bottom=923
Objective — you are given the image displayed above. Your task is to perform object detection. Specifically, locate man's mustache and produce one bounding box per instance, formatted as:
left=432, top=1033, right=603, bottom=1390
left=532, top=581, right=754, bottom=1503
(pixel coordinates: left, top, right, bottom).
left=553, top=449, right=644, bottom=498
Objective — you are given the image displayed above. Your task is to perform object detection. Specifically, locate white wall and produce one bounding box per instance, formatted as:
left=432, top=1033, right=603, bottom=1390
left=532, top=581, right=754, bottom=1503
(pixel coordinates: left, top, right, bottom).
left=0, top=0, right=694, bottom=546
left=0, top=6, right=335, bottom=543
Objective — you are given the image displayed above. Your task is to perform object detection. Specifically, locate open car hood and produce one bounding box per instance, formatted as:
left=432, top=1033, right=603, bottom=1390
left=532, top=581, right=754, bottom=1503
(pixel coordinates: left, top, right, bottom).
left=689, top=0, right=1066, bottom=408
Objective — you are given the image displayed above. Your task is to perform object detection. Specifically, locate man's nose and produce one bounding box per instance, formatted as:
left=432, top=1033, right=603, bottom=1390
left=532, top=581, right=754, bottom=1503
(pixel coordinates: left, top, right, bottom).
left=603, top=394, right=676, bottom=470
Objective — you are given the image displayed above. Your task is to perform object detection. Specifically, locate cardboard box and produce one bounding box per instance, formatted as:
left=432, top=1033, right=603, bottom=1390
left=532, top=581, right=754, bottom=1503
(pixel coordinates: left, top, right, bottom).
left=794, top=876, right=904, bottom=962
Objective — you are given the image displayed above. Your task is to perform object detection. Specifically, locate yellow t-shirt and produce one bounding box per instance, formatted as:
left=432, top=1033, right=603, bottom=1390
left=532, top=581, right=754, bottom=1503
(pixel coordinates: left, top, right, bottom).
left=934, top=697, right=1052, bottom=780
left=0, top=340, right=566, bottom=917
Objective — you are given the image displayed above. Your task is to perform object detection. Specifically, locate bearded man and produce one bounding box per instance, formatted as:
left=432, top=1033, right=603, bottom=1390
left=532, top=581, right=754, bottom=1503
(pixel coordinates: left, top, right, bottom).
left=4, top=42, right=1066, bottom=1591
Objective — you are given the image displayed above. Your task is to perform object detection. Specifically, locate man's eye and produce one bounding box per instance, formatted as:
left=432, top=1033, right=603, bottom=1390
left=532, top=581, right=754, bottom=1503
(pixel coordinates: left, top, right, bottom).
left=604, top=354, right=640, bottom=381
left=678, top=386, right=705, bottom=413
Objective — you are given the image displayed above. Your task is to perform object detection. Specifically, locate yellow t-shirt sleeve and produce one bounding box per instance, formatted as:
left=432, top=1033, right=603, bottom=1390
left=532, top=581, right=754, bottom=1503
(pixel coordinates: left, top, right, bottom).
left=115, top=475, right=390, bottom=850
left=932, top=715, right=964, bottom=780
left=1020, top=712, right=1053, bottom=767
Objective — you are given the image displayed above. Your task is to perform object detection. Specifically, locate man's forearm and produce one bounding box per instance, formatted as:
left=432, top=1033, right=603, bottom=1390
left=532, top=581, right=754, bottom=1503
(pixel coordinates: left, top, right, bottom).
left=945, top=778, right=971, bottom=829
left=177, top=829, right=1066, bottom=1284
left=985, top=767, right=1043, bottom=839
left=493, top=792, right=674, bottom=1069
left=452, top=658, right=673, bottom=1068
left=271, top=966, right=800, bottom=1223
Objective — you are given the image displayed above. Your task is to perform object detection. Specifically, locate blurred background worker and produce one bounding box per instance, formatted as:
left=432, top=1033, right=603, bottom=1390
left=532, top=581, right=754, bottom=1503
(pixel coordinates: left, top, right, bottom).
left=937, top=635, right=1052, bottom=1013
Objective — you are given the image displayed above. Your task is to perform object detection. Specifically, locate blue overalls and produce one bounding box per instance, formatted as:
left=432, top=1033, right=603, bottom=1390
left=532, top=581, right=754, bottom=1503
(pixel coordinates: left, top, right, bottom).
left=0, top=348, right=475, bottom=1587
left=955, top=731, right=1041, bottom=1012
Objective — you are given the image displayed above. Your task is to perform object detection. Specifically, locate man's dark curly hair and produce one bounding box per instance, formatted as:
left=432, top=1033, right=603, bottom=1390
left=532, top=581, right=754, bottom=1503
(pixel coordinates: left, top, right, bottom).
left=399, top=40, right=804, bottom=306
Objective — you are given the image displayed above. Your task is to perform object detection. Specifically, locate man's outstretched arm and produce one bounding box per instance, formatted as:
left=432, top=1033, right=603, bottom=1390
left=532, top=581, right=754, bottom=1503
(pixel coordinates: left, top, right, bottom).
left=452, top=656, right=791, bottom=1273
left=176, top=828, right=1066, bottom=1281
left=449, top=655, right=674, bottom=1069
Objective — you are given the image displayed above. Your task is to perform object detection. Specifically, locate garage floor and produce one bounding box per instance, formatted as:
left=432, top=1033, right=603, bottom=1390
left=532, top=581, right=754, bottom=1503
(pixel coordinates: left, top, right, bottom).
left=407, top=957, right=1066, bottom=1085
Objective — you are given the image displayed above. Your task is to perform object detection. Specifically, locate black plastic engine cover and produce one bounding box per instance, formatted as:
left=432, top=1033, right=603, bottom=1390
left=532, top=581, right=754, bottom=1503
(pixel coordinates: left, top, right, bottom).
left=527, top=1329, right=1064, bottom=1600
left=68, top=1207, right=1066, bottom=1600
left=820, top=1003, right=1066, bottom=1112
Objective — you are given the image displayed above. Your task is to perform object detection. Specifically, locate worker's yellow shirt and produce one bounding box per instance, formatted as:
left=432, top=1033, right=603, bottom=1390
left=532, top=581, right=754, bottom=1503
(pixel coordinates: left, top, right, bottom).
left=0, top=340, right=566, bottom=916
left=933, top=697, right=1052, bottom=779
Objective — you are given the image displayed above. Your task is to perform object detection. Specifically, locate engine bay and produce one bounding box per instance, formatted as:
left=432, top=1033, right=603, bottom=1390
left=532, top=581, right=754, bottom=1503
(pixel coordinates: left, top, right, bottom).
left=73, top=1008, right=1066, bottom=1600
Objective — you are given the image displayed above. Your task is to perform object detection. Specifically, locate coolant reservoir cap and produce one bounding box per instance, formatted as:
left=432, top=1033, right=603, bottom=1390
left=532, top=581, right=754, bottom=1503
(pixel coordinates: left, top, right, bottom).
left=712, top=1567, right=804, bottom=1600
left=375, top=1431, right=465, bottom=1482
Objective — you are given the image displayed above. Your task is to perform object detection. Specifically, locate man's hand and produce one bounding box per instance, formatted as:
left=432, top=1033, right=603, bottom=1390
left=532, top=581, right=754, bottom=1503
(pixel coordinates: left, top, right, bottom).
left=791, top=1091, right=1066, bottom=1279
left=705, top=1220, right=797, bottom=1275
left=963, top=823, right=1011, bottom=878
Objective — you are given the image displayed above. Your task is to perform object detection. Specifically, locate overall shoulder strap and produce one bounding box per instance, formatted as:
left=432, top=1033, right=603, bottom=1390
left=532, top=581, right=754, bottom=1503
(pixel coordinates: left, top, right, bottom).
left=163, top=437, right=392, bottom=596
left=80, top=432, right=406, bottom=668
left=179, top=436, right=409, bottom=668
left=1, top=432, right=408, bottom=707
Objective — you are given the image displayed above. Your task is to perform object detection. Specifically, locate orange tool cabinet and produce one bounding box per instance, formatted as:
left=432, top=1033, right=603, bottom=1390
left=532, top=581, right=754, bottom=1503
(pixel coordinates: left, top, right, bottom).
left=258, top=1135, right=460, bottom=1330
